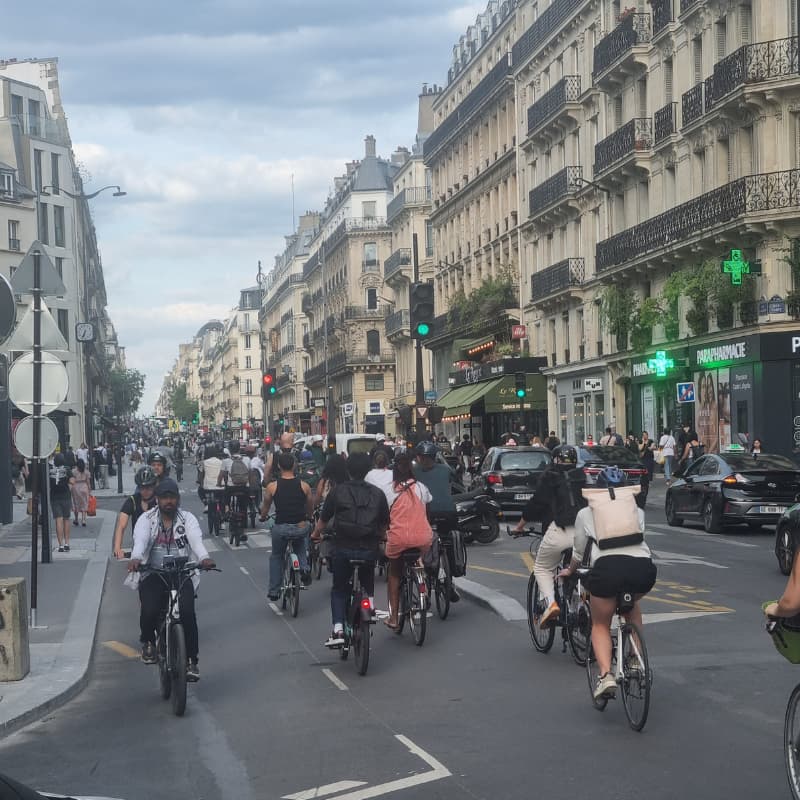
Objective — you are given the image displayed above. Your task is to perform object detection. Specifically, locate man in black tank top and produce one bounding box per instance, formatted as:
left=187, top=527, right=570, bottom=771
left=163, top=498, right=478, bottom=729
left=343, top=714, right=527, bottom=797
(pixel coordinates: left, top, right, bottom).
left=260, top=451, right=314, bottom=600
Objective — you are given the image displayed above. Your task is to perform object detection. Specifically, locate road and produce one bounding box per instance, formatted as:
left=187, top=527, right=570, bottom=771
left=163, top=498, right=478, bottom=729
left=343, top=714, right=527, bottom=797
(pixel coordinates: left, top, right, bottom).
left=0, top=478, right=796, bottom=799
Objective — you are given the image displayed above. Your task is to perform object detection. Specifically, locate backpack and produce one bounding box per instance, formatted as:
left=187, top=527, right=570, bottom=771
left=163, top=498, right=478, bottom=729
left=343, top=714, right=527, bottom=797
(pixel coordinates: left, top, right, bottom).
left=230, top=457, right=250, bottom=486
left=248, top=468, right=262, bottom=491
left=690, top=443, right=705, bottom=460
left=334, top=481, right=383, bottom=541
left=385, top=480, right=433, bottom=559
left=582, top=485, right=643, bottom=550
left=551, top=470, right=587, bottom=530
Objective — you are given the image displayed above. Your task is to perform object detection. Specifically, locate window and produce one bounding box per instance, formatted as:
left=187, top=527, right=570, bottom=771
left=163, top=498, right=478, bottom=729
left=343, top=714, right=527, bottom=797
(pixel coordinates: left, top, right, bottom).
left=50, top=153, right=60, bottom=194
left=10, top=94, right=23, bottom=120
left=363, top=242, right=377, bottom=267
left=38, top=201, right=49, bottom=244
left=34, top=149, right=43, bottom=193
left=425, top=219, right=434, bottom=257
left=28, top=99, right=41, bottom=136
left=693, top=37, right=703, bottom=83
left=613, top=95, right=623, bottom=128
left=54, top=205, right=65, bottom=247
left=664, top=59, right=673, bottom=104
left=55, top=257, right=63, bottom=278
left=243, top=312, right=249, bottom=331
left=366, top=329, right=380, bottom=355
left=716, top=19, right=727, bottom=60
left=362, top=201, right=376, bottom=219
left=244, top=334, right=251, bottom=349
left=245, top=356, right=252, bottom=369
left=366, top=287, right=377, bottom=309
left=57, top=308, right=69, bottom=344
left=245, top=379, right=253, bottom=395
left=7, top=220, right=19, bottom=251
left=0, top=171, right=12, bottom=196
left=365, top=373, right=384, bottom=391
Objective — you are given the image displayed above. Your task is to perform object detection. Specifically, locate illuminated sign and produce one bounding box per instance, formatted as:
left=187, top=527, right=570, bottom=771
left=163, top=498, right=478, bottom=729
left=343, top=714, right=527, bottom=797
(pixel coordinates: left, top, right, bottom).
left=696, top=341, right=748, bottom=365
left=647, top=350, right=675, bottom=377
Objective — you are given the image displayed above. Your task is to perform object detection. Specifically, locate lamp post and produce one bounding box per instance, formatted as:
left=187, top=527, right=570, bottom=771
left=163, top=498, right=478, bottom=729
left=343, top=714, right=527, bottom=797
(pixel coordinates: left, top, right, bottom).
left=40, top=185, right=127, bottom=200
left=256, top=259, right=270, bottom=439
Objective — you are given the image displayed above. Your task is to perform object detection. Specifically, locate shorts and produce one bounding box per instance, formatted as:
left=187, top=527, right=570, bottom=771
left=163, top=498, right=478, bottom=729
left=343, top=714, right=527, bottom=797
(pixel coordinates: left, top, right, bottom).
left=51, top=495, right=72, bottom=520
left=586, top=555, right=657, bottom=599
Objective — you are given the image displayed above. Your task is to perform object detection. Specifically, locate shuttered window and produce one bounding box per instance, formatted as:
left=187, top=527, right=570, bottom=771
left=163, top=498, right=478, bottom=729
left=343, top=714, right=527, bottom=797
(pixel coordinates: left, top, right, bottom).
left=739, top=5, right=752, bottom=45
left=716, top=20, right=727, bottom=61
left=664, top=59, right=673, bottom=104
left=693, top=38, right=703, bottom=83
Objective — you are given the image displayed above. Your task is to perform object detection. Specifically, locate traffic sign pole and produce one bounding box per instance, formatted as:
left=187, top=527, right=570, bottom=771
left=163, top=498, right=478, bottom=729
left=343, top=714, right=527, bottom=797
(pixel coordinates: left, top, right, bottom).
left=30, top=250, right=42, bottom=624
left=413, top=233, right=425, bottom=440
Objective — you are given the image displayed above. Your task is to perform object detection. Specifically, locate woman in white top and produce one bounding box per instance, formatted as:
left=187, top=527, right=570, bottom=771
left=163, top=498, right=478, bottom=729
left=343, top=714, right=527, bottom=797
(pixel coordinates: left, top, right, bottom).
left=658, top=427, right=676, bottom=483
left=365, top=451, right=395, bottom=507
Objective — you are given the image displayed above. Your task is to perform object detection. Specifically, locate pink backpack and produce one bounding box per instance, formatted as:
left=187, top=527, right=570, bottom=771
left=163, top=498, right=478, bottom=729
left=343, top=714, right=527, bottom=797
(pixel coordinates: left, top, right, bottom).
left=386, top=480, right=433, bottom=559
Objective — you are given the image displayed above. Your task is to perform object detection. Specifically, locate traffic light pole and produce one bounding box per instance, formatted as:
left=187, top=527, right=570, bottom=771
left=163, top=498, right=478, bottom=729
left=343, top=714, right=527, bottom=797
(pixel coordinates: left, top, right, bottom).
left=413, top=233, right=425, bottom=440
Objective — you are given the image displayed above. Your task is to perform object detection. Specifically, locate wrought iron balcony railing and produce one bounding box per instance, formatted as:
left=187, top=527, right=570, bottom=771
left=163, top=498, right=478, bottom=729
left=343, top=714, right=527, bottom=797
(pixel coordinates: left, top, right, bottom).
left=596, top=169, right=800, bottom=271
left=529, top=166, right=582, bottom=218
left=593, top=13, right=651, bottom=79
left=651, top=0, right=673, bottom=35
left=681, top=82, right=704, bottom=127
left=531, top=258, right=585, bottom=301
left=527, top=75, right=581, bottom=136
left=344, top=305, right=391, bottom=320
left=654, top=102, right=678, bottom=145
left=679, top=0, right=702, bottom=14
left=361, top=260, right=381, bottom=273
left=513, top=0, right=585, bottom=68
left=304, top=362, right=327, bottom=385
left=387, top=186, right=432, bottom=224
left=594, top=118, right=652, bottom=175
left=384, top=248, right=412, bottom=280
left=328, top=350, right=395, bottom=372
left=385, top=309, right=410, bottom=337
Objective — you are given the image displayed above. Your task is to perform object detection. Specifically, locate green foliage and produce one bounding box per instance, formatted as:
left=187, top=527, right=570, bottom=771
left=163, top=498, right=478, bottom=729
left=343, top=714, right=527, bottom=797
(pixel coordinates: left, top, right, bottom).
left=598, top=284, right=635, bottom=350
left=446, top=266, right=518, bottom=327
left=108, top=368, right=145, bottom=416
left=170, top=383, right=199, bottom=422
left=630, top=297, right=662, bottom=352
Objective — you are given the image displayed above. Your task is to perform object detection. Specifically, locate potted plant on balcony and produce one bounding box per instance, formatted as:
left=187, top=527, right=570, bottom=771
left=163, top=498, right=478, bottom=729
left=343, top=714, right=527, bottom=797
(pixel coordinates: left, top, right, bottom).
left=598, top=284, right=635, bottom=352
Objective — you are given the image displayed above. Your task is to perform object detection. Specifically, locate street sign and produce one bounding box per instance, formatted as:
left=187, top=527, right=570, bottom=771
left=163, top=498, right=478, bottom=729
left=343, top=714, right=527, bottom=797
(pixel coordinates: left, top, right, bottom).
left=677, top=382, right=696, bottom=404
left=9, top=241, right=67, bottom=296
left=3, top=300, right=70, bottom=353
left=8, top=351, right=70, bottom=413
left=342, top=402, right=354, bottom=416
left=424, top=390, right=437, bottom=405
left=511, top=324, right=527, bottom=340
left=0, top=275, right=15, bottom=342
left=13, top=415, right=60, bottom=459
left=416, top=406, right=428, bottom=419
left=584, top=378, right=602, bottom=391
left=311, top=397, right=326, bottom=408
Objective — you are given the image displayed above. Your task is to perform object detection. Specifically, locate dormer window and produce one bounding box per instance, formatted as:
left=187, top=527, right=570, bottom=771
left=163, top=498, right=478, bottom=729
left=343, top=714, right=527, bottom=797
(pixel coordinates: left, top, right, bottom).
left=0, top=171, right=13, bottom=197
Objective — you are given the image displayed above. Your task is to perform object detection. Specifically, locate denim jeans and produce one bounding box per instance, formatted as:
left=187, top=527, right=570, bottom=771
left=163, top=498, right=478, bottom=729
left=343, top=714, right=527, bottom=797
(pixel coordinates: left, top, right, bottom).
left=269, top=522, right=311, bottom=594
left=330, top=548, right=377, bottom=627
left=663, top=455, right=674, bottom=481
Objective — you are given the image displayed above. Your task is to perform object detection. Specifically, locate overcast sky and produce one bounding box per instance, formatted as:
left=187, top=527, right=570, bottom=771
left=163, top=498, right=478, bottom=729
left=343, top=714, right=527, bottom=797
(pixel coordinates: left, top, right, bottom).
left=4, top=1, right=486, bottom=413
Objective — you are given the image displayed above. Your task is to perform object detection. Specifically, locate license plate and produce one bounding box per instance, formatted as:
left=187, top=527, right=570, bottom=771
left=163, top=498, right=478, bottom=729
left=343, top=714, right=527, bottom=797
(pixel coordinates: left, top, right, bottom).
left=759, top=505, right=787, bottom=514
left=515, top=493, right=533, bottom=501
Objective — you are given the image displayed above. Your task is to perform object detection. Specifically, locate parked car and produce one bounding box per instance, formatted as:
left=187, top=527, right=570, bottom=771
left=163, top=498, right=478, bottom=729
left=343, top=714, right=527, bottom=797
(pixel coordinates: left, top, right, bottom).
left=575, top=445, right=650, bottom=506
left=665, top=451, right=800, bottom=534
left=775, top=504, right=800, bottom=575
left=473, top=446, right=552, bottom=512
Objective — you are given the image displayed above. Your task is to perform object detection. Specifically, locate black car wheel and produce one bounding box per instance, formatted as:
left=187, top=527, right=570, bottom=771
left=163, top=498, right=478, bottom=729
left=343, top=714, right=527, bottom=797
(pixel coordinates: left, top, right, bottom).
left=702, top=498, right=722, bottom=534
left=665, top=494, right=683, bottom=527
left=776, top=525, right=795, bottom=576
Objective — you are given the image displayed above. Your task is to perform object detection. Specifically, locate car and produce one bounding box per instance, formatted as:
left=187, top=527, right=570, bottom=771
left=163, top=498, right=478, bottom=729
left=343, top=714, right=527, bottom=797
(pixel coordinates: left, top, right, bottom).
left=473, top=445, right=552, bottom=512
left=665, top=451, right=800, bottom=534
left=775, top=504, right=800, bottom=575
left=574, top=444, right=650, bottom=506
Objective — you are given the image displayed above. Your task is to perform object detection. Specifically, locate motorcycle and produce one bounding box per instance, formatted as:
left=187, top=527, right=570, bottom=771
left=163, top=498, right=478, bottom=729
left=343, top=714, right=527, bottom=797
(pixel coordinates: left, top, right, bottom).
left=452, top=488, right=503, bottom=545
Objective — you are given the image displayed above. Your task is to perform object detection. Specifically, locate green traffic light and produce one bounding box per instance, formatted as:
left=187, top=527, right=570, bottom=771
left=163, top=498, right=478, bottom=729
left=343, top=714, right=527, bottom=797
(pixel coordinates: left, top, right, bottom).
left=416, top=322, right=430, bottom=336
left=516, top=389, right=526, bottom=399
left=269, top=386, right=276, bottom=395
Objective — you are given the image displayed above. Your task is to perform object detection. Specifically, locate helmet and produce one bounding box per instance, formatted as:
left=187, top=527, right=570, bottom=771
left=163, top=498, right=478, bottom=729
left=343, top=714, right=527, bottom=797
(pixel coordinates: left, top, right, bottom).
left=415, top=440, right=438, bottom=458
left=135, top=466, right=157, bottom=488
left=299, top=450, right=314, bottom=462
left=596, top=465, right=627, bottom=488
left=552, top=445, right=578, bottom=466
left=149, top=452, right=167, bottom=466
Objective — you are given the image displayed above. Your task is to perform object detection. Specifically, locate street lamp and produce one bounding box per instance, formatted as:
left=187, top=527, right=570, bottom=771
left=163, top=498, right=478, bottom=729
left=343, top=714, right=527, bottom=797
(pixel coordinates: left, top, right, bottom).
left=40, top=184, right=127, bottom=199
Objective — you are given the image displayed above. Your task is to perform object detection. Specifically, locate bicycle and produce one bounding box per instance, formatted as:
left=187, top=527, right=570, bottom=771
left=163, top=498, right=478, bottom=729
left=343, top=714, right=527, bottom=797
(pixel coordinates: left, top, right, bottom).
left=205, top=489, right=224, bottom=536
left=583, top=584, right=652, bottom=731
left=226, top=490, right=249, bottom=547
left=151, top=554, right=220, bottom=717
left=280, top=530, right=309, bottom=617
left=395, top=548, right=428, bottom=646
left=426, top=527, right=453, bottom=621
left=337, top=555, right=376, bottom=676
left=512, top=528, right=591, bottom=667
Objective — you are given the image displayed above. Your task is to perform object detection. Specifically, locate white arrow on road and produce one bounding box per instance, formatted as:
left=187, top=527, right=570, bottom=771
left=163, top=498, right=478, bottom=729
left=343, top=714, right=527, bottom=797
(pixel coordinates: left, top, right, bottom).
left=651, top=549, right=728, bottom=569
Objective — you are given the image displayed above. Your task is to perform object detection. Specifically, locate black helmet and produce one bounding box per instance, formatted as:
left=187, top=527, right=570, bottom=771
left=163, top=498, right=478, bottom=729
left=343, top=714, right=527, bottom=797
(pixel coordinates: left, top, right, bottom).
left=149, top=452, right=167, bottom=466
left=552, top=445, right=578, bottom=466
left=135, top=466, right=157, bottom=487
left=415, top=440, right=438, bottom=458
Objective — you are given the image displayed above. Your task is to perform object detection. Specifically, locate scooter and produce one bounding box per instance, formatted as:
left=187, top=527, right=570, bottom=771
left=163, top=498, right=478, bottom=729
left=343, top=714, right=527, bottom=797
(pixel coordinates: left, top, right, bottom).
left=452, top=489, right=503, bottom=545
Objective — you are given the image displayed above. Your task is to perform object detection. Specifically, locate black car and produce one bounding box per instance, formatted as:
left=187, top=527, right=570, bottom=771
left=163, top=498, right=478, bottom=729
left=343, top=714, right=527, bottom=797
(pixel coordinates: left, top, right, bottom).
left=473, top=446, right=552, bottom=512
left=666, top=451, right=800, bottom=534
left=575, top=445, right=650, bottom=505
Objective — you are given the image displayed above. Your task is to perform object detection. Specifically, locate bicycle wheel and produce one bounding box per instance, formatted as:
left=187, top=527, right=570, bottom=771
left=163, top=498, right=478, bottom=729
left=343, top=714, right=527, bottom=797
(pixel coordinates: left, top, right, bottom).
left=314, top=546, right=323, bottom=580
left=169, top=623, right=188, bottom=717
left=435, top=549, right=452, bottom=620
left=620, top=622, right=651, bottom=731
left=585, top=639, right=609, bottom=711
left=566, top=591, right=592, bottom=667
left=289, top=568, right=300, bottom=618
left=785, top=684, right=800, bottom=800
left=157, top=627, right=171, bottom=700
left=526, top=573, right=555, bottom=653
left=408, top=575, right=426, bottom=646
left=354, top=618, right=370, bottom=676
left=281, top=555, right=290, bottom=610
left=396, top=578, right=408, bottom=635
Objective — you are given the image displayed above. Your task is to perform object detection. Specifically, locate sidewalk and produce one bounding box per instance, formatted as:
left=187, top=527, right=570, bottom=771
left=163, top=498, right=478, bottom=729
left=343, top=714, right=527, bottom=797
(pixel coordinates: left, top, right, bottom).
left=90, top=459, right=139, bottom=499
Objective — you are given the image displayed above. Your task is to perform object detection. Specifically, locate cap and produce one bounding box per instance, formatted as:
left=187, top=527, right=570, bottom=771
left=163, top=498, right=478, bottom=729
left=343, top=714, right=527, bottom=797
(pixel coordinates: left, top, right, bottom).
left=155, top=478, right=180, bottom=497
left=376, top=433, right=386, bottom=442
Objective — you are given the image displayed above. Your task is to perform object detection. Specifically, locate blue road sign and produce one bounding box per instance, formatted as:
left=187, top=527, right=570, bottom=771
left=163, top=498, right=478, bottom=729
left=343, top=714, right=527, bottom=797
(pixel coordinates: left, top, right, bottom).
left=677, top=382, right=696, bottom=404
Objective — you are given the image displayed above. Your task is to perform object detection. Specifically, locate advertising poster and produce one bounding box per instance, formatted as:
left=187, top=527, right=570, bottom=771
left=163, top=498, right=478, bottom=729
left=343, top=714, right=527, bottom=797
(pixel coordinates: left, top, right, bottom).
left=694, top=369, right=720, bottom=454
left=717, top=367, right=731, bottom=450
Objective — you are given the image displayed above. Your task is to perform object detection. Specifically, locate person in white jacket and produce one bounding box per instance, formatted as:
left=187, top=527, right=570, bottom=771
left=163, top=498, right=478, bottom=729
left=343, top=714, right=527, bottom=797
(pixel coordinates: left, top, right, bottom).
left=129, top=478, right=215, bottom=681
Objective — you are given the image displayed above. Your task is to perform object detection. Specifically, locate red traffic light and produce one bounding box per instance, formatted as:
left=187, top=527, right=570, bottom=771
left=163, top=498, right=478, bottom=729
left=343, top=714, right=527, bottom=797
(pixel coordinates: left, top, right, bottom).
left=263, top=373, right=274, bottom=386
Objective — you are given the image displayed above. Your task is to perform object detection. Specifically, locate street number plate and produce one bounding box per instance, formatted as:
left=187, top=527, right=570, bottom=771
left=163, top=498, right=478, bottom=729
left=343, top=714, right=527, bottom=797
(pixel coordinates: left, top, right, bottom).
left=515, top=493, right=533, bottom=501
left=760, top=505, right=787, bottom=514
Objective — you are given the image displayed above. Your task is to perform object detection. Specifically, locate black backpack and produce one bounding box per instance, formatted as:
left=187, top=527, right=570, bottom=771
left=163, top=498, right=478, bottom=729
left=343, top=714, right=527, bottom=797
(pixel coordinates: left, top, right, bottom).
left=690, top=443, right=705, bottom=460
left=333, top=481, right=383, bottom=540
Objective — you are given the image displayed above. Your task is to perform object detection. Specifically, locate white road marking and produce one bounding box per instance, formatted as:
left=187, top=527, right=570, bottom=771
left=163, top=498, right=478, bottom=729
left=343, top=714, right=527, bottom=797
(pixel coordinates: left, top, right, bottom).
left=648, top=523, right=758, bottom=547
left=322, top=668, right=348, bottom=691
left=239, top=566, right=250, bottom=576
left=268, top=602, right=283, bottom=616
left=283, top=782, right=367, bottom=800
left=204, top=539, right=222, bottom=553
left=651, top=550, right=728, bottom=569
left=642, top=611, right=730, bottom=625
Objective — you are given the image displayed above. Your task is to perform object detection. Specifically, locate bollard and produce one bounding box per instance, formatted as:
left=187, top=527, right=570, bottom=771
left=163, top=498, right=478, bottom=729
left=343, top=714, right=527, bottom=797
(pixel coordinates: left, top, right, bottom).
left=0, top=578, right=30, bottom=681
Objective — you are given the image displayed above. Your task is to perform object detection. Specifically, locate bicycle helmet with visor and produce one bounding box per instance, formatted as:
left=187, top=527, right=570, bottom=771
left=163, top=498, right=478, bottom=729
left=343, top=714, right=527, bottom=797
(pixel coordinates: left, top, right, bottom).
left=149, top=452, right=168, bottom=466
left=135, top=466, right=157, bottom=488
left=415, top=440, right=438, bottom=458
left=595, top=465, right=627, bottom=488
left=552, top=445, right=578, bottom=466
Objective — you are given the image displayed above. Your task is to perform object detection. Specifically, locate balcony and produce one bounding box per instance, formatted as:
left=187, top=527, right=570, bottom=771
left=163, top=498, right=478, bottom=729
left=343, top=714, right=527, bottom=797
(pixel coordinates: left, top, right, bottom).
left=513, top=0, right=586, bottom=69
left=328, top=350, right=395, bottom=373
left=679, top=0, right=702, bottom=15
left=302, top=332, right=311, bottom=350
left=385, top=309, right=410, bottom=339
left=277, top=373, right=292, bottom=389
left=387, top=186, right=431, bottom=224
left=344, top=305, right=391, bottom=320
left=384, top=247, right=412, bottom=283
left=361, top=260, right=381, bottom=274
left=530, top=258, right=585, bottom=303
left=594, top=118, right=653, bottom=178
left=681, top=82, right=704, bottom=128
left=593, top=13, right=651, bottom=89
left=653, top=102, right=678, bottom=146
left=526, top=75, right=582, bottom=144
left=304, top=362, right=327, bottom=386
left=528, top=166, right=582, bottom=223
left=7, top=113, right=70, bottom=146
left=596, top=169, right=800, bottom=273
left=651, top=0, right=673, bottom=36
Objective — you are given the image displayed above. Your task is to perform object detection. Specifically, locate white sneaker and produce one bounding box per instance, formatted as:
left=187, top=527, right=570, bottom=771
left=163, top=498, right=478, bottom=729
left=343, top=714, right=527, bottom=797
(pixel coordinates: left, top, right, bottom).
left=325, top=630, right=345, bottom=648
left=593, top=672, right=617, bottom=700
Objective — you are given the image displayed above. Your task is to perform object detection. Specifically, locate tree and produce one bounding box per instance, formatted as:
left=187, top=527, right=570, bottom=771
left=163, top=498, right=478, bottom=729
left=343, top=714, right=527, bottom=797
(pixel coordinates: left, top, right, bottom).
left=108, top=367, right=145, bottom=416
left=170, top=383, right=199, bottom=422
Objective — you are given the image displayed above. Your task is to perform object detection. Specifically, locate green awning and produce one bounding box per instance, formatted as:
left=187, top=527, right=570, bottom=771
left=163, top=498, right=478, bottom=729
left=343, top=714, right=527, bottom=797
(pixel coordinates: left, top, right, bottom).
left=439, top=378, right=505, bottom=418
left=482, top=374, right=547, bottom=413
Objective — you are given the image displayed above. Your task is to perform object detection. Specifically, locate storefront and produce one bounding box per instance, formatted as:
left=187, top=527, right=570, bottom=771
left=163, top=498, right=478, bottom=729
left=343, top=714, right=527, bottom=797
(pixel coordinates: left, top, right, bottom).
left=554, top=369, right=610, bottom=445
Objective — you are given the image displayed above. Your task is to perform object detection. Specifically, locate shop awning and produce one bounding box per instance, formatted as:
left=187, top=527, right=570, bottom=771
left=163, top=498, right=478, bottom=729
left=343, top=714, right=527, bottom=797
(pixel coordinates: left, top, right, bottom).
left=439, top=378, right=505, bottom=419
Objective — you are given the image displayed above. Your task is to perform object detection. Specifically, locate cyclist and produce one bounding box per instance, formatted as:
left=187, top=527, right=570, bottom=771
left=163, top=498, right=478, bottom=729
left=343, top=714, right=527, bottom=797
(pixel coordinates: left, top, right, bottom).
left=128, top=478, right=215, bottom=681
left=173, top=437, right=184, bottom=481
left=198, top=445, right=225, bottom=533
left=218, top=440, right=250, bottom=543
left=148, top=451, right=169, bottom=483
left=113, top=466, right=158, bottom=559
left=512, top=444, right=587, bottom=626
left=413, top=440, right=460, bottom=602
left=365, top=450, right=394, bottom=507
left=261, top=452, right=315, bottom=600
left=765, top=536, right=800, bottom=618
left=265, top=432, right=296, bottom=482
left=310, top=452, right=389, bottom=647
left=559, top=466, right=656, bottom=700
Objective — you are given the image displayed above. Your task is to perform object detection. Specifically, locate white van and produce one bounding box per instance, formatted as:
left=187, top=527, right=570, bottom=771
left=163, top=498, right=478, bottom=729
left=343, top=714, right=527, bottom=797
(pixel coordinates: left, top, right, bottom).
left=334, top=433, right=377, bottom=456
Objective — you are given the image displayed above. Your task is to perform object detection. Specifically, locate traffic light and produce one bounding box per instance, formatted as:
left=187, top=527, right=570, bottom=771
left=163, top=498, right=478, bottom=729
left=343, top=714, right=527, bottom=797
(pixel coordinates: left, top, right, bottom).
left=409, top=281, right=434, bottom=339
left=514, top=372, right=527, bottom=399
left=262, top=369, right=277, bottom=399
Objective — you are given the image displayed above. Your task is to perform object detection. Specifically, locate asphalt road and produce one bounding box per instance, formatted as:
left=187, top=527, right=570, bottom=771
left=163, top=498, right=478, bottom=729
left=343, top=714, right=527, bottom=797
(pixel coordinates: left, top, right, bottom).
left=0, top=477, right=797, bottom=799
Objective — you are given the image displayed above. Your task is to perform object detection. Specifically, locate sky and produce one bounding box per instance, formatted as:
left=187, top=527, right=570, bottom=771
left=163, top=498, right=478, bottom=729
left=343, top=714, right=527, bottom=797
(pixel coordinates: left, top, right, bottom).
left=3, top=0, right=487, bottom=414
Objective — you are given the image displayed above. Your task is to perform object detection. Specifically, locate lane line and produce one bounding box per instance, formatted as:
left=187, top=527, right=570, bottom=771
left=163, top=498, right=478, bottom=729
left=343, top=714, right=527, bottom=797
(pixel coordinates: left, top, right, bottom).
left=102, top=640, right=140, bottom=659
left=647, top=523, right=758, bottom=547
left=283, top=782, right=367, bottom=800
left=469, top=564, right=529, bottom=579
left=322, top=668, right=348, bottom=692
left=519, top=551, right=536, bottom=574
left=642, top=594, right=733, bottom=613
left=268, top=602, right=284, bottom=616
left=239, top=566, right=250, bottom=576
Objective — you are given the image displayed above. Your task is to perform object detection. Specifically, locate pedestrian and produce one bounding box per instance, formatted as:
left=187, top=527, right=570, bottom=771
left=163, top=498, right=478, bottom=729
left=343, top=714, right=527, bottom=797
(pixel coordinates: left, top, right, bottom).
left=458, top=434, right=473, bottom=471
left=625, top=432, right=639, bottom=455
left=678, top=431, right=704, bottom=475
left=11, top=450, right=28, bottom=500
left=751, top=437, right=763, bottom=455
left=639, top=431, right=655, bottom=482
left=49, top=453, right=74, bottom=552
left=544, top=431, right=561, bottom=450
left=70, top=457, right=92, bottom=527
left=658, top=428, right=676, bottom=484
left=599, top=427, right=614, bottom=446
left=75, top=441, right=90, bottom=466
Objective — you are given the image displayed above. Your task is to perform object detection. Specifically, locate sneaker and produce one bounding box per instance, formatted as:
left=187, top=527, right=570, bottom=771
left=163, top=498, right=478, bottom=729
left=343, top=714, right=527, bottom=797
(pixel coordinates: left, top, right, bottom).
left=57, top=546, right=64, bottom=553
left=141, top=642, right=157, bottom=664
left=267, top=592, right=280, bottom=602
left=540, top=601, right=560, bottom=627
left=593, top=672, right=617, bottom=700
left=300, top=571, right=312, bottom=587
left=186, top=659, right=200, bottom=682
left=64, top=545, right=70, bottom=552
left=325, top=630, right=345, bottom=648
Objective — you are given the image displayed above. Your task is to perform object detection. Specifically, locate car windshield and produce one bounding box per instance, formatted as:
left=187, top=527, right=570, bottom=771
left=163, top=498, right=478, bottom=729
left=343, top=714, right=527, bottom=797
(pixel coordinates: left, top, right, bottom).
left=498, top=451, right=551, bottom=471
left=722, top=453, right=799, bottom=471
left=579, top=446, right=640, bottom=465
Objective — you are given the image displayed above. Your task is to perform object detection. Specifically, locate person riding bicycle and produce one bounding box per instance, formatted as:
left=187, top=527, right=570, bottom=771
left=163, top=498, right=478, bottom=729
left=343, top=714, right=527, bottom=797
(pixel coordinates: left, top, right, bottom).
left=148, top=451, right=169, bottom=483
left=128, top=478, right=215, bottom=681
left=261, top=452, right=315, bottom=600
left=113, top=466, right=158, bottom=560
left=765, top=527, right=800, bottom=619
left=311, top=452, right=389, bottom=647
left=198, top=444, right=224, bottom=522
left=413, top=440, right=460, bottom=602
left=559, top=466, right=656, bottom=701
left=512, top=444, right=587, bottom=626
left=265, top=432, right=296, bottom=483
left=218, top=440, right=251, bottom=543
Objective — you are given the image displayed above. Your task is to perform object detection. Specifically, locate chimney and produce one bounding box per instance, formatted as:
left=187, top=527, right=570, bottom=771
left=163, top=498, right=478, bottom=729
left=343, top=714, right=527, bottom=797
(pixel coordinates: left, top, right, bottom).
left=345, top=161, right=358, bottom=176
left=365, top=135, right=376, bottom=158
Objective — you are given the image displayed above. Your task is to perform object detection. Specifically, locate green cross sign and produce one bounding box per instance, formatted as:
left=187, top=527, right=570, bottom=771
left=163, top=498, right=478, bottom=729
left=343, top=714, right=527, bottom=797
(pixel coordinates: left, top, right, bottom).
left=647, top=350, right=674, bottom=377
left=723, top=249, right=750, bottom=286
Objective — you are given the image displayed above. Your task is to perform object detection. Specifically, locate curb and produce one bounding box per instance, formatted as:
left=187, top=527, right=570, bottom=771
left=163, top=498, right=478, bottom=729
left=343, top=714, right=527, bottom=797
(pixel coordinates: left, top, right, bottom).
left=0, top=509, right=115, bottom=739
left=454, top=576, right=527, bottom=622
